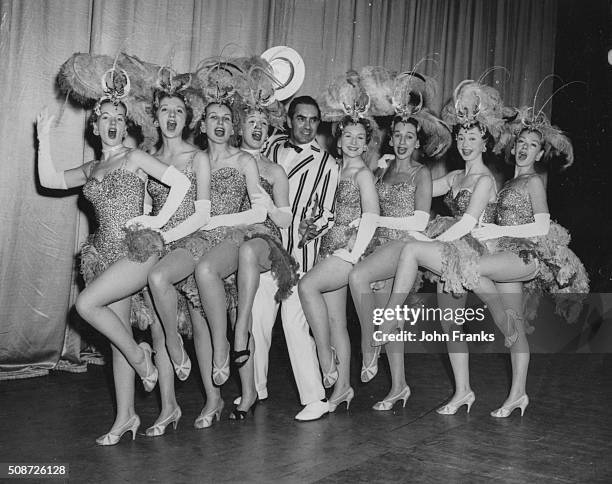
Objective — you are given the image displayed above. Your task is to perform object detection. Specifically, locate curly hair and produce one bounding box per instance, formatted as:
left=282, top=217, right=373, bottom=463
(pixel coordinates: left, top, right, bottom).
left=152, top=90, right=194, bottom=139
left=334, top=115, right=373, bottom=144
left=390, top=115, right=426, bottom=149
left=454, top=121, right=495, bottom=153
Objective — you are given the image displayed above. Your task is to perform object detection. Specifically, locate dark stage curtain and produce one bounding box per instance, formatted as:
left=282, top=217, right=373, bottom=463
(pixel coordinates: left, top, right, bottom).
left=0, top=0, right=558, bottom=377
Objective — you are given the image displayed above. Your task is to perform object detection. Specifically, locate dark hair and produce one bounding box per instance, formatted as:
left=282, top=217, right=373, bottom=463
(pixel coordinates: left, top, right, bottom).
left=454, top=122, right=495, bottom=152
left=334, top=115, right=373, bottom=144
left=152, top=90, right=194, bottom=139
left=287, top=95, right=321, bottom=120
left=196, top=102, right=239, bottom=148
left=89, top=99, right=128, bottom=126
left=390, top=116, right=426, bottom=149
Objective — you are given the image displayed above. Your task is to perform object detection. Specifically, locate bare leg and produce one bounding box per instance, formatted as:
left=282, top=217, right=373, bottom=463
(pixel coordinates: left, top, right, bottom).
left=349, top=241, right=406, bottom=372
left=191, top=307, right=223, bottom=422
left=147, top=293, right=178, bottom=427
left=298, top=256, right=353, bottom=379
left=438, top=289, right=471, bottom=408
left=148, top=248, right=198, bottom=365
left=235, top=239, right=271, bottom=364
left=195, top=241, right=240, bottom=380
left=324, top=286, right=351, bottom=401
left=76, top=256, right=159, bottom=379
left=497, top=282, right=529, bottom=406
left=104, top=298, right=136, bottom=434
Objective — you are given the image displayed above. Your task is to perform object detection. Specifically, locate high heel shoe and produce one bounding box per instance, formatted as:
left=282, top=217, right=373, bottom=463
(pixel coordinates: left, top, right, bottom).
left=329, top=387, right=354, bottom=412
left=95, top=415, right=140, bottom=446
left=212, top=343, right=231, bottom=386
left=490, top=394, right=529, bottom=418
left=138, top=342, right=158, bottom=392
left=503, top=309, right=523, bottom=348
left=322, top=346, right=339, bottom=389
left=170, top=335, right=191, bottom=381
left=231, top=332, right=251, bottom=369
left=145, top=407, right=182, bottom=437
left=360, top=346, right=381, bottom=383
left=194, top=400, right=225, bottom=429
left=229, top=399, right=257, bottom=420
left=372, top=386, right=411, bottom=411
left=436, top=391, right=476, bottom=415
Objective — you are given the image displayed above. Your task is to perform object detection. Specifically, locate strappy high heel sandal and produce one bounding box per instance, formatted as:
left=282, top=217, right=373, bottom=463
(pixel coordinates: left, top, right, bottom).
left=490, top=394, right=529, bottom=418
left=329, top=387, right=355, bottom=412
left=372, top=386, right=411, bottom=411
left=322, top=346, right=339, bottom=389
left=212, top=343, right=231, bottom=386
left=95, top=415, right=140, bottom=446
left=145, top=407, right=182, bottom=437
left=194, top=400, right=225, bottom=429
left=360, top=346, right=381, bottom=383
left=138, top=342, right=158, bottom=392
left=170, top=334, right=191, bottom=381
left=436, top=391, right=476, bottom=415
left=229, top=399, right=258, bottom=420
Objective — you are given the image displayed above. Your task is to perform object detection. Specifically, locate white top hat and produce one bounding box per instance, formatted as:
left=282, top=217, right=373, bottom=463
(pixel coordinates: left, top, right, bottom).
left=261, top=46, right=305, bottom=101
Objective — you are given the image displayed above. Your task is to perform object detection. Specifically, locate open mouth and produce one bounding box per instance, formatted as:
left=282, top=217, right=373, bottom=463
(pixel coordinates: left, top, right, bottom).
left=167, top=120, right=177, bottom=131
left=108, top=128, right=117, bottom=139
left=214, top=127, right=225, bottom=136
left=518, top=152, right=528, bottom=161
left=252, top=131, right=262, bottom=141
left=461, top=149, right=472, bottom=157
left=396, top=147, right=408, bottom=155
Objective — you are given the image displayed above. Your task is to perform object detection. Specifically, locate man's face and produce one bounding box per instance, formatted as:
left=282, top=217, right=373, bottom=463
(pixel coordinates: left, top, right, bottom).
left=287, top=103, right=320, bottom=145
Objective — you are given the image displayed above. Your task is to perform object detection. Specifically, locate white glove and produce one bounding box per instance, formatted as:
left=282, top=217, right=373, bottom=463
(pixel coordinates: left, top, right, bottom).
left=472, top=213, right=550, bottom=240
left=436, top=214, right=477, bottom=242
left=334, top=212, right=379, bottom=264
left=127, top=165, right=190, bottom=229
left=162, top=199, right=212, bottom=243
left=376, top=154, right=395, bottom=170
left=36, top=109, right=67, bottom=189
left=205, top=194, right=267, bottom=230
left=379, top=210, right=429, bottom=232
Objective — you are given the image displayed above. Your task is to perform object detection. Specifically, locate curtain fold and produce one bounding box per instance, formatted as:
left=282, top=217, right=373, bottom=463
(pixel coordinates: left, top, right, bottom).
left=0, top=0, right=558, bottom=375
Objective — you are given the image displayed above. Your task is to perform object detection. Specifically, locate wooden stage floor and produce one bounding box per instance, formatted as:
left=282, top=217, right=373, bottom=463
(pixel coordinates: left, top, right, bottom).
left=2, top=346, right=611, bottom=483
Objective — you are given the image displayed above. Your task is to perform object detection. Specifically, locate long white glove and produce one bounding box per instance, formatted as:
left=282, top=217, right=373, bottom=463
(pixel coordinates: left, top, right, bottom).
left=379, top=210, right=430, bottom=232
left=254, top=184, right=292, bottom=228
left=436, top=214, right=477, bottom=242
left=333, top=212, right=379, bottom=264
left=162, top=199, right=212, bottom=243
left=37, top=120, right=67, bottom=189
left=127, top=165, right=190, bottom=229
left=205, top=194, right=267, bottom=230
left=472, top=213, right=550, bottom=241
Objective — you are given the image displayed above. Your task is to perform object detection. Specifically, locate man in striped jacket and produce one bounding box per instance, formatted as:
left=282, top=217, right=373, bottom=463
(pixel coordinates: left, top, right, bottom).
left=248, top=96, right=340, bottom=421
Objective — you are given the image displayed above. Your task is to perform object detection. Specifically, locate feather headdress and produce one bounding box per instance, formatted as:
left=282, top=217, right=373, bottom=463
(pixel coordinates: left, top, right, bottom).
left=319, top=70, right=371, bottom=122
left=442, top=76, right=515, bottom=154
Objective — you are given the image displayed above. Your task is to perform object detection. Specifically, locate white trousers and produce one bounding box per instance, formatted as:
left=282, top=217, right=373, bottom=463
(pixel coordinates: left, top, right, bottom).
left=251, top=271, right=324, bottom=405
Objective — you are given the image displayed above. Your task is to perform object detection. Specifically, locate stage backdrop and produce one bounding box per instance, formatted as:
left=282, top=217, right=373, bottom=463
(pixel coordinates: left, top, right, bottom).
left=0, top=0, right=558, bottom=377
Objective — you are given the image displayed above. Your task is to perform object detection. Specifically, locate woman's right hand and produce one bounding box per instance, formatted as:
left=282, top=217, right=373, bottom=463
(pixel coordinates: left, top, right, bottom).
left=36, top=107, right=55, bottom=135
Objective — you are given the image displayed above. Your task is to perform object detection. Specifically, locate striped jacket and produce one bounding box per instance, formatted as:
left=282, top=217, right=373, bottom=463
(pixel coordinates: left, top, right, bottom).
left=264, top=134, right=340, bottom=273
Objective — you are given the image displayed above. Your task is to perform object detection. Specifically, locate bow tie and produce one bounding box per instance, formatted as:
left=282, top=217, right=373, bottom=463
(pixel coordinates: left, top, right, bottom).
left=283, top=140, right=304, bottom=153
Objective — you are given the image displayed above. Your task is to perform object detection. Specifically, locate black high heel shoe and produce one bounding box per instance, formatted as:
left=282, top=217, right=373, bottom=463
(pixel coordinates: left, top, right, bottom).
left=231, top=332, right=251, bottom=369
left=229, top=399, right=257, bottom=420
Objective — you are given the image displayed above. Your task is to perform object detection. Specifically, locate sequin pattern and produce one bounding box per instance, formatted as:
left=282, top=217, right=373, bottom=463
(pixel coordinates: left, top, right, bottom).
left=319, top=178, right=361, bottom=258
left=443, top=188, right=496, bottom=223
left=82, top=167, right=146, bottom=266
left=496, top=179, right=535, bottom=226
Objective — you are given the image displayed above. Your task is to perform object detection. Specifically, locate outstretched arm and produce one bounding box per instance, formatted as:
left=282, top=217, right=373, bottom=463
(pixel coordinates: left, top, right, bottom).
left=36, top=108, right=89, bottom=189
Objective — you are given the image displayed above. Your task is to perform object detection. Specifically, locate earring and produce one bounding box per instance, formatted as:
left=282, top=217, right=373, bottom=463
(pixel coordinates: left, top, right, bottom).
left=153, top=120, right=159, bottom=127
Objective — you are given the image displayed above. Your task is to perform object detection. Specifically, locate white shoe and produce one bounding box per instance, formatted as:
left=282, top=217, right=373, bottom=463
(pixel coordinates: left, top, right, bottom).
left=294, top=400, right=329, bottom=421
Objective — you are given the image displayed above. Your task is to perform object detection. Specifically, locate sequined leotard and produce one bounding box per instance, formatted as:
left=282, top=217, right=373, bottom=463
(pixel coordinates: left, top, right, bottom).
left=424, top=180, right=497, bottom=294
left=318, top=178, right=362, bottom=258
left=486, top=175, right=589, bottom=322
left=80, top=160, right=146, bottom=284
